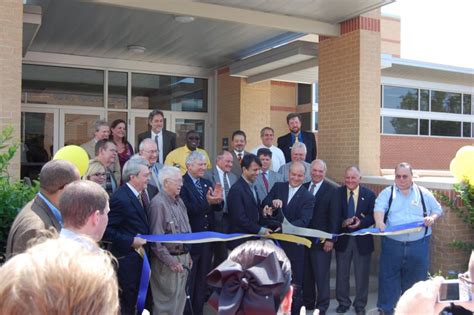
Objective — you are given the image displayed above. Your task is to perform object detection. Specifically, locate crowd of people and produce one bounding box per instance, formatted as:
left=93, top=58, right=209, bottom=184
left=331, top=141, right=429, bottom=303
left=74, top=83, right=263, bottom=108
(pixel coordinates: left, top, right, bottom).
left=2, top=110, right=472, bottom=315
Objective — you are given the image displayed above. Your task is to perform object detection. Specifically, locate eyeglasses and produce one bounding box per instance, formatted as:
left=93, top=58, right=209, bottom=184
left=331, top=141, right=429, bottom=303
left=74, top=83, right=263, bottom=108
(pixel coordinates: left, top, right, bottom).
left=143, top=150, right=158, bottom=154
left=395, top=174, right=410, bottom=179
left=92, top=172, right=107, bottom=177
left=188, top=136, right=200, bottom=140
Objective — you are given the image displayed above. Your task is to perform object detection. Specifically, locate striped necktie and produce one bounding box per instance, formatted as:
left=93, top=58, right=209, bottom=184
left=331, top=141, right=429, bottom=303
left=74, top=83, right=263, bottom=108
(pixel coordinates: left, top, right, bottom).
left=195, top=179, right=204, bottom=200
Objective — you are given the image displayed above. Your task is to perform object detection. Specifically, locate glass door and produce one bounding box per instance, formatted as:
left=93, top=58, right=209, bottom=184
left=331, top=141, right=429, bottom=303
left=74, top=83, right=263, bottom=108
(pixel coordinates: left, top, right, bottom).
left=59, top=109, right=105, bottom=146
left=129, top=111, right=171, bottom=149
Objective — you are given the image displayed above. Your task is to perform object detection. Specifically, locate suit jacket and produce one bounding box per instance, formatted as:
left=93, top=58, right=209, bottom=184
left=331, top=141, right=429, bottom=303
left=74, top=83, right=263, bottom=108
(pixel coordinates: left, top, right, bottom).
left=103, top=184, right=150, bottom=258
left=230, top=150, right=250, bottom=176
left=180, top=173, right=221, bottom=253
left=136, top=129, right=177, bottom=162
left=227, top=177, right=263, bottom=249
left=262, top=182, right=314, bottom=229
left=81, top=139, right=121, bottom=184
left=255, top=170, right=283, bottom=201
left=304, top=180, right=338, bottom=250
left=6, top=195, right=61, bottom=258
left=277, top=131, right=317, bottom=163
left=204, top=166, right=238, bottom=206
left=333, top=185, right=376, bottom=255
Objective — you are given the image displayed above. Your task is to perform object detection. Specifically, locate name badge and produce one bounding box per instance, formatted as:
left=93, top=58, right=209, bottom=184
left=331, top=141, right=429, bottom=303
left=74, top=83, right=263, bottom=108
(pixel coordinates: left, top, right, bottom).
left=411, top=199, right=419, bottom=206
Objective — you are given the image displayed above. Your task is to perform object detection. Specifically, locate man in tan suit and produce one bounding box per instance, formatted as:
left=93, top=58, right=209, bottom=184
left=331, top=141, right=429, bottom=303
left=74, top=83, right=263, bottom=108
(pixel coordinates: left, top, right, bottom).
left=81, top=120, right=121, bottom=184
left=6, top=160, right=80, bottom=258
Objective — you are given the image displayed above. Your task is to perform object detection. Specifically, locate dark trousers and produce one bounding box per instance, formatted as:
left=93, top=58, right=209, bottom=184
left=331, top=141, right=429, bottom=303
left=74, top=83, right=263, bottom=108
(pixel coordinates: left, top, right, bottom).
left=184, top=243, right=213, bottom=315
left=116, top=252, right=143, bottom=315
left=281, top=241, right=305, bottom=315
left=335, top=238, right=372, bottom=312
left=303, top=247, right=332, bottom=312
left=212, top=213, right=229, bottom=268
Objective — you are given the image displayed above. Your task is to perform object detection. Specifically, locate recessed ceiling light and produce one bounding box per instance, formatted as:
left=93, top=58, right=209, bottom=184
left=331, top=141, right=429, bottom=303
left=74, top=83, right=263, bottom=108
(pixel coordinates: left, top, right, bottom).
left=174, top=15, right=195, bottom=23
left=127, top=45, right=146, bottom=53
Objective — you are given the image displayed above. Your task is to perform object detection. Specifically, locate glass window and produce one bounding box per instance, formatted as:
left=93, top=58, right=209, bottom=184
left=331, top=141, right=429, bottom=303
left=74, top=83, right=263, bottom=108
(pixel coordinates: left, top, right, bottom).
left=300, top=112, right=312, bottom=131
left=314, top=112, right=319, bottom=131
left=463, top=94, right=472, bottom=115
left=108, top=71, right=127, bottom=109
left=431, top=120, right=461, bottom=137
left=131, top=73, right=207, bottom=112
left=297, top=84, right=312, bottom=105
left=420, top=89, right=429, bottom=111
left=22, top=64, right=104, bottom=107
left=313, top=84, right=319, bottom=103
left=420, top=119, right=429, bottom=135
left=174, top=119, right=205, bottom=147
left=383, top=86, right=418, bottom=110
left=382, top=116, right=418, bottom=135
left=431, top=91, right=461, bottom=114
left=463, top=122, right=471, bottom=138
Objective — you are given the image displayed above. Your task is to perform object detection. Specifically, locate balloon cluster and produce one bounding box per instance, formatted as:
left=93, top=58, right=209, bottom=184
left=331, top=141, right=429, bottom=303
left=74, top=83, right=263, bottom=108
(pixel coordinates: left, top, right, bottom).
left=53, top=145, right=90, bottom=176
left=449, top=146, right=474, bottom=184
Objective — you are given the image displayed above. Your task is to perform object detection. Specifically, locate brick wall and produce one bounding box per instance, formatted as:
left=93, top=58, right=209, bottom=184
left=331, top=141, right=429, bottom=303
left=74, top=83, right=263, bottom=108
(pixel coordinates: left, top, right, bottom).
left=380, top=15, right=401, bottom=57
left=270, top=81, right=296, bottom=140
left=381, top=135, right=474, bottom=170
left=217, top=68, right=241, bottom=152
left=0, top=0, right=22, bottom=180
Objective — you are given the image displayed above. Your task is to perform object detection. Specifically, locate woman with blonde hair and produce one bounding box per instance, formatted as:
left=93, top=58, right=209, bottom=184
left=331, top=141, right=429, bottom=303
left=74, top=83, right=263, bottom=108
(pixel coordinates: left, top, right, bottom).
left=83, top=159, right=107, bottom=187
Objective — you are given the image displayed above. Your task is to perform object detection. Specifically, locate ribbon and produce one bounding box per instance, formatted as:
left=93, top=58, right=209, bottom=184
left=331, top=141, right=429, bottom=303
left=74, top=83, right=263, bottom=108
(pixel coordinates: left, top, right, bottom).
left=136, top=249, right=151, bottom=315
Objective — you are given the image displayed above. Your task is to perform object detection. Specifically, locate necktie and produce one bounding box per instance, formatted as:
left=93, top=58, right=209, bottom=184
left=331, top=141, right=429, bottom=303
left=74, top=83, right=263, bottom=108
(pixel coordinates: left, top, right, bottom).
left=262, top=171, right=269, bottom=193
left=155, top=134, right=160, bottom=163
left=309, top=183, right=316, bottom=195
left=347, top=191, right=355, bottom=218
left=223, top=172, right=230, bottom=212
left=237, top=153, right=242, bottom=161
left=294, top=134, right=299, bottom=143
left=140, top=191, right=150, bottom=210
left=195, top=179, right=204, bottom=200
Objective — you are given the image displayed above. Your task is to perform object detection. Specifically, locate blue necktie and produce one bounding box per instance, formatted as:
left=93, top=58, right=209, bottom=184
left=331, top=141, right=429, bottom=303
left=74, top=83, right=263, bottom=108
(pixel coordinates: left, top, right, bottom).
left=347, top=191, right=355, bottom=218
left=195, top=179, right=204, bottom=200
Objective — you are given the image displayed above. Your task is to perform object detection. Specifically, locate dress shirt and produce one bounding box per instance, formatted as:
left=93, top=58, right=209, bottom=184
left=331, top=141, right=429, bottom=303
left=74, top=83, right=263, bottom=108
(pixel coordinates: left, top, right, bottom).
left=288, top=184, right=302, bottom=204
left=308, top=181, right=323, bottom=196
left=37, top=192, right=63, bottom=227
left=126, top=182, right=140, bottom=199
left=251, top=144, right=286, bottom=172
left=347, top=185, right=360, bottom=210
left=216, top=166, right=229, bottom=205
left=164, top=146, right=211, bottom=175
left=242, top=176, right=258, bottom=203
left=60, top=228, right=99, bottom=252
left=233, top=150, right=244, bottom=160
left=151, top=130, right=163, bottom=163
left=374, top=183, right=443, bottom=242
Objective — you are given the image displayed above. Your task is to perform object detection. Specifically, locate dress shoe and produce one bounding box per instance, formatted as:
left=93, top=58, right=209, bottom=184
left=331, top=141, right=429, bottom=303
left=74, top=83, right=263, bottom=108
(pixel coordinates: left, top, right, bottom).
left=355, top=310, right=366, bottom=315
left=336, top=305, right=349, bottom=313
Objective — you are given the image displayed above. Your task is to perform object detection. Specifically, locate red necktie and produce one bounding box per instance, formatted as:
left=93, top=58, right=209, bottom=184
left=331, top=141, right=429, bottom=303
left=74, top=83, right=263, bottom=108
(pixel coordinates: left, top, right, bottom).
left=237, top=153, right=242, bottom=161
left=262, top=171, right=269, bottom=193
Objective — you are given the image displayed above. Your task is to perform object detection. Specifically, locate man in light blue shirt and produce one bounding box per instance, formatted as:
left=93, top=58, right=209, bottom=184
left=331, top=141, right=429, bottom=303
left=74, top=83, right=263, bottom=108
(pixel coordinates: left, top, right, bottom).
left=374, top=162, right=442, bottom=315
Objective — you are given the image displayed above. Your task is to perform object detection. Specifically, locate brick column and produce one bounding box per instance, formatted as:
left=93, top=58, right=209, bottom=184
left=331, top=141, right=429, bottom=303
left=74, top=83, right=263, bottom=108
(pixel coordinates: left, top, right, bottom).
left=318, top=12, right=381, bottom=180
left=0, top=0, right=23, bottom=180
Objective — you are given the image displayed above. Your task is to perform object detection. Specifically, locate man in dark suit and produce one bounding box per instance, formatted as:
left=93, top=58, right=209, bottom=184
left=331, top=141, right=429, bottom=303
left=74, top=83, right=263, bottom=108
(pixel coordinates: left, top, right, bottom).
left=333, top=166, right=376, bottom=315
left=230, top=130, right=250, bottom=176
left=180, top=151, right=222, bottom=315
left=136, top=110, right=177, bottom=163
left=102, top=157, right=151, bottom=315
left=277, top=112, right=317, bottom=163
left=227, top=154, right=272, bottom=250
left=203, top=150, right=238, bottom=267
left=262, top=161, right=315, bottom=315
left=255, top=147, right=283, bottom=200
left=6, top=160, right=80, bottom=258
left=302, top=159, right=339, bottom=315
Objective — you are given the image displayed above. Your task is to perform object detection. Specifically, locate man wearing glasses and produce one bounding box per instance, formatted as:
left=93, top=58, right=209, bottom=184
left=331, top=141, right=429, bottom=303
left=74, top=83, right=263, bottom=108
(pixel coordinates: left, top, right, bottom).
left=165, top=130, right=211, bottom=175
left=374, top=162, right=443, bottom=315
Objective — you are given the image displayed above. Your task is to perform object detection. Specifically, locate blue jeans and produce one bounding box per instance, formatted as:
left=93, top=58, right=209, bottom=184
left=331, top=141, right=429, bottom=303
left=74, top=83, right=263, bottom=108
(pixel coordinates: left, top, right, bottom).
left=377, top=236, right=430, bottom=313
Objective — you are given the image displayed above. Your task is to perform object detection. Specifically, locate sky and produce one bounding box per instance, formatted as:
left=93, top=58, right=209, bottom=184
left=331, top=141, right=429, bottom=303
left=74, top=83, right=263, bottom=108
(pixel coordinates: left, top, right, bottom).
left=381, top=0, right=474, bottom=69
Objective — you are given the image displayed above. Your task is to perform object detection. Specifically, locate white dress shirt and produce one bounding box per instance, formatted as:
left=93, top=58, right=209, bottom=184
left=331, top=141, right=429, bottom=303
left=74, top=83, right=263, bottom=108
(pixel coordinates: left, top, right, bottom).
left=151, top=130, right=164, bottom=163
left=251, top=144, right=286, bottom=172
left=288, top=184, right=302, bottom=204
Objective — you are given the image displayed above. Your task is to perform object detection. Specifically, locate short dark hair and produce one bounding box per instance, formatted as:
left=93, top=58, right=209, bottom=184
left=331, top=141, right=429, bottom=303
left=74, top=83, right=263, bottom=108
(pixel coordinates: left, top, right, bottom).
left=257, top=148, right=272, bottom=158
left=59, top=180, right=108, bottom=229
left=95, top=139, right=114, bottom=156
left=260, top=127, right=274, bottom=137
left=241, top=154, right=261, bottom=170
left=286, top=112, right=302, bottom=124
left=186, top=130, right=199, bottom=138
left=148, top=110, right=164, bottom=121
left=39, top=160, right=78, bottom=194
left=232, top=130, right=247, bottom=141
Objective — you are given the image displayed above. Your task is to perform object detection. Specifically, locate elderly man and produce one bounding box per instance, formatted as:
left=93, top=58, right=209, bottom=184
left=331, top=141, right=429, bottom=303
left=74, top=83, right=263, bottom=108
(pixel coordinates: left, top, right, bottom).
left=302, top=159, right=338, bottom=315
left=262, top=161, right=315, bottom=314
left=92, top=139, right=118, bottom=196
left=255, top=147, right=283, bottom=200
left=180, top=151, right=222, bottom=315
left=138, top=138, right=163, bottom=198
left=165, top=130, right=211, bottom=175
left=333, top=166, right=376, bottom=315
left=230, top=130, right=250, bottom=176
left=204, top=150, right=238, bottom=267
left=103, top=157, right=151, bottom=315
left=374, top=162, right=443, bottom=315
left=251, top=127, right=286, bottom=172
left=81, top=120, right=121, bottom=184
left=277, top=112, right=317, bottom=163
left=278, top=142, right=311, bottom=183
left=148, top=166, right=193, bottom=315
left=59, top=180, right=109, bottom=249
left=6, top=159, right=80, bottom=258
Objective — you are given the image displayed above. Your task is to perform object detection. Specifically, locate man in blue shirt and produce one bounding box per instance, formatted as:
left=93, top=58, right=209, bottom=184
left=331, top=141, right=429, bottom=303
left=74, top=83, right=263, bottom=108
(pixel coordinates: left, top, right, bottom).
left=374, top=162, right=443, bottom=315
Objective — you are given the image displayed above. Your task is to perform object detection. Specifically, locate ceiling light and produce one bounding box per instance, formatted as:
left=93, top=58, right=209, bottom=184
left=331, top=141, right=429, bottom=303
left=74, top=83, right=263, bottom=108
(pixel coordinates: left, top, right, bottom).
left=127, top=45, right=146, bottom=53
left=174, top=15, right=195, bottom=23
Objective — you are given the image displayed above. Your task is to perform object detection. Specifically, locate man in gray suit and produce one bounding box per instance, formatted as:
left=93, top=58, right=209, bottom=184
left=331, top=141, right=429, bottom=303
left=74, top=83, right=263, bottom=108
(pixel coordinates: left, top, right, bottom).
left=6, top=160, right=80, bottom=258
left=230, top=130, right=250, bottom=176
left=255, top=148, right=283, bottom=200
left=278, top=142, right=312, bottom=183
left=204, top=150, right=237, bottom=266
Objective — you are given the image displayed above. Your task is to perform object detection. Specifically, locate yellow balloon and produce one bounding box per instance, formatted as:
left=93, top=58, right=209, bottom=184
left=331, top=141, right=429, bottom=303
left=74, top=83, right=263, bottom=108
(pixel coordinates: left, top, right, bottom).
left=449, top=158, right=463, bottom=182
left=456, top=149, right=474, bottom=182
left=455, top=145, right=474, bottom=158
left=53, top=145, right=89, bottom=176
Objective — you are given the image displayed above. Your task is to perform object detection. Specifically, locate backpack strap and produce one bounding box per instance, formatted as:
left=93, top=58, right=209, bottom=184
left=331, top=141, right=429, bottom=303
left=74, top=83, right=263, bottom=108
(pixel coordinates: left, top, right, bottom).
left=384, top=185, right=394, bottom=224
left=418, top=186, right=428, bottom=236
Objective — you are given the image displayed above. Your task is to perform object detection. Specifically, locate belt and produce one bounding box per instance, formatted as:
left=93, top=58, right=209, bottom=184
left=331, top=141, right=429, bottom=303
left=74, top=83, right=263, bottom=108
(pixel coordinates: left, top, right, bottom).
left=169, top=250, right=189, bottom=256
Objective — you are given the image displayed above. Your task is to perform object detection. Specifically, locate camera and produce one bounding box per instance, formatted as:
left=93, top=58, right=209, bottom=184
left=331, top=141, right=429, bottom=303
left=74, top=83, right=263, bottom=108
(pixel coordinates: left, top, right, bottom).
left=437, top=279, right=472, bottom=303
